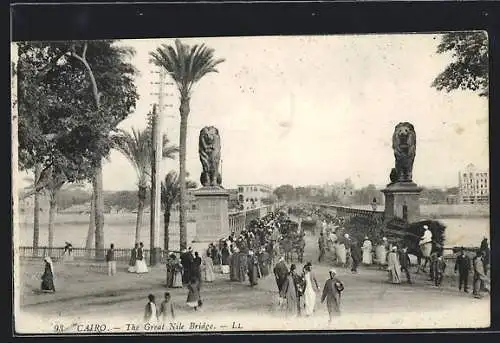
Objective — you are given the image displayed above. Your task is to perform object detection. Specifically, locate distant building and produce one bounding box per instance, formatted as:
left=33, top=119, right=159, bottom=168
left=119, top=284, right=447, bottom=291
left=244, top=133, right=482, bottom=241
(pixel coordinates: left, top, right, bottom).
left=237, top=184, right=273, bottom=209
left=18, top=192, right=50, bottom=214
left=446, top=194, right=459, bottom=204
left=333, top=178, right=355, bottom=205
left=227, top=189, right=240, bottom=209
left=458, top=164, right=489, bottom=204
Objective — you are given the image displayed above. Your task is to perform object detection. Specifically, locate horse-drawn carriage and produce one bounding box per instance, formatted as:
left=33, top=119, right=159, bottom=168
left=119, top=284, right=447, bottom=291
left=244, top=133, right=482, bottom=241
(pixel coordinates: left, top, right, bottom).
left=301, top=216, right=317, bottom=235
left=278, top=220, right=306, bottom=263
left=381, top=217, right=446, bottom=272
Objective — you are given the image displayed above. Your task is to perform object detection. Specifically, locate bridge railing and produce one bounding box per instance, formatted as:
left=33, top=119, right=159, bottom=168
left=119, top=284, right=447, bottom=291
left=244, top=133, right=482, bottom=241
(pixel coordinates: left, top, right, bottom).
left=303, top=202, right=384, bottom=220
left=18, top=203, right=284, bottom=262
left=17, top=246, right=182, bottom=264
left=228, top=202, right=283, bottom=236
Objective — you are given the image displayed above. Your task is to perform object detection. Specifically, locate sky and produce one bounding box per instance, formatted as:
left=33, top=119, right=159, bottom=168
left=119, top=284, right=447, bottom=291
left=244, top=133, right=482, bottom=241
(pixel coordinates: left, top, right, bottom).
left=15, top=33, right=489, bottom=191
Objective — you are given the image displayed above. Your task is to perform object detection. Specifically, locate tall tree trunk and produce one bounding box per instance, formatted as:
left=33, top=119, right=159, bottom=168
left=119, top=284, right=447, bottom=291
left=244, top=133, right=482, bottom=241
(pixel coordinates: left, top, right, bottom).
left=93, top=160, right=105, bottom=259
left=48, top=193, right=57, bottom=255
left=70, top=43, right=104, bottom=259
left=33, top=164, right=41, bottom=254
left=85, top=195, right=95, bottom=257
left=164, top=204, right=171, bottom=251
left=136, top=185, right=147, bottom=244
left=178, top=100, right=189, bottom=250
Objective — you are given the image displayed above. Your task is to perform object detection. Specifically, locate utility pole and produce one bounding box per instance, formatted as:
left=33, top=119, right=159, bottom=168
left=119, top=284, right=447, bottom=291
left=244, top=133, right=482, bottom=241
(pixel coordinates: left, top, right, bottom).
left=149, top=67, right=174, bottom=265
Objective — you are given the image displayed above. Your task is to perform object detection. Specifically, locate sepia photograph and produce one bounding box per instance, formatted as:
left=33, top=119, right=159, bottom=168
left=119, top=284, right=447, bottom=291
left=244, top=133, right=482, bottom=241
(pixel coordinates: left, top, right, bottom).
left=11, top=32, right=490, bottom=333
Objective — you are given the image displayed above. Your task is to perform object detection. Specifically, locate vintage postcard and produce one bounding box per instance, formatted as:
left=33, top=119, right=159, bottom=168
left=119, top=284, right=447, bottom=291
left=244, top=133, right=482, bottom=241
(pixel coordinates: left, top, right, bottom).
left=12, top=33, right=490, bottom=334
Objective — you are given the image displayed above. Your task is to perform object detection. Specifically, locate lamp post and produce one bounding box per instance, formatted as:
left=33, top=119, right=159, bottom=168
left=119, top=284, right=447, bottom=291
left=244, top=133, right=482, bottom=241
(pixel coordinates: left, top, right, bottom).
left=149, top=67, right=174, bottom=266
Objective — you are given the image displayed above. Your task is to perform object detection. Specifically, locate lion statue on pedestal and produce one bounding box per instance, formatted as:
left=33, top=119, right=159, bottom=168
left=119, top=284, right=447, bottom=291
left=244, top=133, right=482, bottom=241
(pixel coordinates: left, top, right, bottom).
left=392, top=122, right=416, bottom=182
left=199, top=126, right=222, bottom=187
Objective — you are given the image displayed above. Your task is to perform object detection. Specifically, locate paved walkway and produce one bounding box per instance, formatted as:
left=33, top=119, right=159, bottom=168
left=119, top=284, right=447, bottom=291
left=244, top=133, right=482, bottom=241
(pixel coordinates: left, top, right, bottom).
left=15, top=234, right=490, bottom=333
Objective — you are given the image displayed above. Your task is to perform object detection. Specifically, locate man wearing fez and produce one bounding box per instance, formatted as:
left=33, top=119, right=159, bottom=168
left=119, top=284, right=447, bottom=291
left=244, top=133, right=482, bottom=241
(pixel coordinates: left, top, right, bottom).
left=321, top=269, right=344, bottom=323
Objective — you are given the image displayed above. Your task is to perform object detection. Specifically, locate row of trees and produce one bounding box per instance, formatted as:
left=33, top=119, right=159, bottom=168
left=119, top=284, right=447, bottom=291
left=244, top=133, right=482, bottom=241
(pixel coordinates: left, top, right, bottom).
left=17, top=38, right=225, bottom=255
left=273, top=184, right=382, bottom=205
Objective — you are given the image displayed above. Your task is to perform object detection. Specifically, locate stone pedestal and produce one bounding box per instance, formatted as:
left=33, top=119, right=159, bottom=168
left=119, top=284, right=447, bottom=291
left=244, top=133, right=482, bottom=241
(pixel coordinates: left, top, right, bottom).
left=193, top=186, right=229, bottom=248
left=149, top=248, right=162, bottom=266
left=381, top=182, right=423, bottom=224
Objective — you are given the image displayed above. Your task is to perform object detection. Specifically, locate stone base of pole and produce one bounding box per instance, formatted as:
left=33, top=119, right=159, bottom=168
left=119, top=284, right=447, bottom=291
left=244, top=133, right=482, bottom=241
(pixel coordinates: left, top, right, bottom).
left=193, top=186, right=230, bottom=244
left=149, top=247, right=163, bottom=266
left=382, top=181, right=423, bottom=224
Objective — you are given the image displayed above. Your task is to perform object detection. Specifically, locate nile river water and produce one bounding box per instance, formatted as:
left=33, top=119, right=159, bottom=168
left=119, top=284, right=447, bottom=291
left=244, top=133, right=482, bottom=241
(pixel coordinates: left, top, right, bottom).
left=15, top=211, right=489, bottom=250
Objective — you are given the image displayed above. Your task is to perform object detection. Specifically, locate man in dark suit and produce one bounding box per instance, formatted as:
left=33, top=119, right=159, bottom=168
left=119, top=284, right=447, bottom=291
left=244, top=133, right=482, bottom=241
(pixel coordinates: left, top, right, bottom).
left=350, top=241, right=361, bottom=273
left=399, top=247, right=412, bottom=284
left=454, top=247, right=471, bottom=293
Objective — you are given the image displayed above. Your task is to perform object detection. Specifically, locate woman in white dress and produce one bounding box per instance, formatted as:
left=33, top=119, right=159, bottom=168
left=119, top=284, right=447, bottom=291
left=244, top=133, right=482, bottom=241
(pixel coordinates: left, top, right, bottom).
left=202, top=251, right=215, bottom=282
left=336, top=242, right=347, bottom=266
left=362, top=237, right=373, bottom=265
left=375, top=238, right=388, bottom=267
left=302, top=263, right=320, bottom=316
left=135, top=242, right=149, bottom=274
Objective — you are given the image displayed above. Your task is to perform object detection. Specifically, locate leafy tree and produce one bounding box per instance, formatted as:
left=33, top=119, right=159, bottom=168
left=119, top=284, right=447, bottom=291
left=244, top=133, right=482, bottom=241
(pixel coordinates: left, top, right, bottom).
left=353, top=184, right=384, bottom=205
left=150, top=39, right=225, bottom=250
left=161, top=171, right=197, bottom=251
left=22, top=167, right=66, bottom=251
left=274, top=184, right=296, bottom=201
left=112, top=127, right=178, bottom=244
left=17, top=41, right=139, bottom=256
left=432, top=32, right=488, bottom=97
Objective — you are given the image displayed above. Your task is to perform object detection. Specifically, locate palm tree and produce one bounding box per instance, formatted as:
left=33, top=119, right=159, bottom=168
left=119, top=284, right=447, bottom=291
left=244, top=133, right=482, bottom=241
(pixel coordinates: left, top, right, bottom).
left=161, top=170, right=197, bottom=251
left=112, top=127, right=178, bottom=244
left=150, top=39, right=225, bottom=250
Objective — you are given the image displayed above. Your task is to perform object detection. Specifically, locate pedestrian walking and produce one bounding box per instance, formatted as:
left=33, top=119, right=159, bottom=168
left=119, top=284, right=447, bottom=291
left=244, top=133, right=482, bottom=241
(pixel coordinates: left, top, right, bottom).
left=273, top=256, right=289, bottom=307
left=387, top=246, right=402, bottom=284
left=302, top=263, right=320, bottom=316
left=454, top=247, right=471, bottom=293
left=128, top=243, right=138, bottom=273
left=41, top=256, right=56, bottom=293
left=350, top=241, right=361, bottom=273
left=473, top=251, right=489, bottom=299
left=144, top=294, right=158, bottom=323
left=432, top=253, right=446, bottom=287
left=361, top=236, right=373, bottom=265
left=159, top=292, right=175, bottom=322
left=186, top=277, right=202, bottom=311
left=321, top=269, right=344, bottom=323
left=280, top=264, right=299, bottom=317
left=399, top=247, right=412, bottom=284
left=318, top=232, right=326, bottom=263
left=106, top=243, right=116, bottom=276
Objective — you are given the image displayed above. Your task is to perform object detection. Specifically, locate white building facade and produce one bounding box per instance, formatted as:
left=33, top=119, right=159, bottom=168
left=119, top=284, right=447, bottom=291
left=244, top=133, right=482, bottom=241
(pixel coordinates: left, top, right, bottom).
left=237, top=184, right=273, bottom=209
left=458, top=164, right=489, bottom=204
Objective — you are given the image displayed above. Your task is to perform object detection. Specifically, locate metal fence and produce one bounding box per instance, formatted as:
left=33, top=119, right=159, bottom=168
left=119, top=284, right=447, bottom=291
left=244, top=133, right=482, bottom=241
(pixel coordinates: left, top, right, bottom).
left=17, top=246, right=182, bottom=264
left=19, top=203, right=284, bottom=263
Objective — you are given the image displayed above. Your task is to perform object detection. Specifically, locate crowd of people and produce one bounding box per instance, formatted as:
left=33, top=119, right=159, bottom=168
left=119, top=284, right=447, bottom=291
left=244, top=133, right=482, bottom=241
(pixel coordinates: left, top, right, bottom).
left=273, top=258, right=344, bottom=322
left=34, top=205, right=490, bottom=324
left=311, top=209, right=491, bottom=299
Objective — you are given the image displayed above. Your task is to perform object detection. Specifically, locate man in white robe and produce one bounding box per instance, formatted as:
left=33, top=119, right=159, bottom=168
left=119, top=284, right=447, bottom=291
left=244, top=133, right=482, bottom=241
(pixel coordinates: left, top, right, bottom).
left=362, top=237, right=373, bottom=265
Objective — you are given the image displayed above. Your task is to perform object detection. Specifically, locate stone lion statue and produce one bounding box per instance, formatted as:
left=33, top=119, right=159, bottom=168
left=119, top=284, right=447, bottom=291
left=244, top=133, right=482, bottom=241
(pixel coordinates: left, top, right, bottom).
left=199, top=126, right=222, bottom=187
left=392, top=122, right=416, bottom=182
